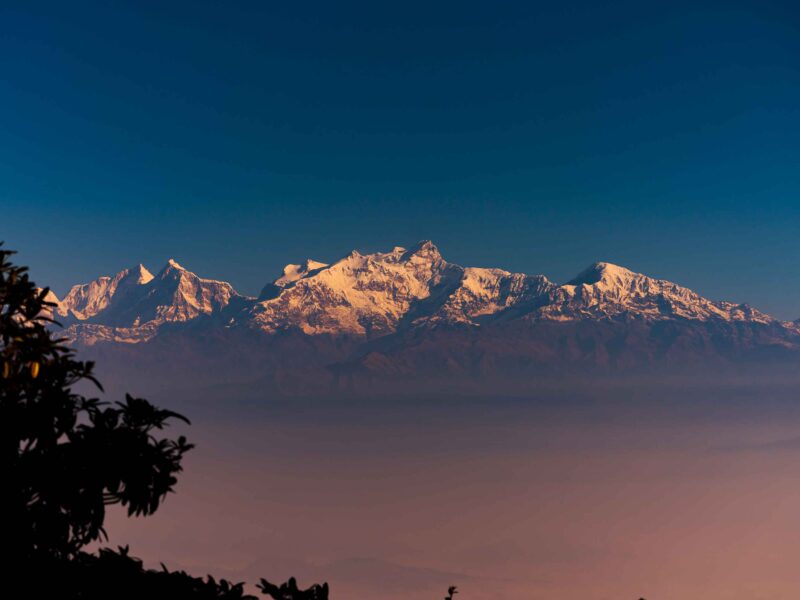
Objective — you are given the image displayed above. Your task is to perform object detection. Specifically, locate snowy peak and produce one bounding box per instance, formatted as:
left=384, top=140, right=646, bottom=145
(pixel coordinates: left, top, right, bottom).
left=562, top=261, right=658, bottom=302
left=35, top=288, right=63, bottom=322
left=567, top=262, right=634, bottom=286
left=158, top=258, right=187, bottom=276
left=42, top=289, right=61, bottom=305
left=59, top=264, right=154, bottom=321
left=131, top=264, right=154, bottom=284
left=423, top=268, right=555, bottom=326
left=258, top=258, right=329, bottom=300
left=402, top=240, right=442, bottom=262
left=126, top=259, right=239, bottom=326
left=540, top=261, right=773, bottom=323
left=55, top=242, right=789, bottom=348
left=57, top=259, right=241, bottom=334
left=249, top=241, right=461, bottom=336
left=275, top=259, right=329, bottom=288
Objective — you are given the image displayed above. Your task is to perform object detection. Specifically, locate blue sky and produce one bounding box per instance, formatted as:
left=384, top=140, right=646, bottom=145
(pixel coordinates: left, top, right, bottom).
left=2, top=1, right=799, bottom=317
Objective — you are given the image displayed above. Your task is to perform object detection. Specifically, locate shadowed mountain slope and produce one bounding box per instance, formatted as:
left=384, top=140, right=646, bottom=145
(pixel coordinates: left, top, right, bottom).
left=48, top=241, right=800, bottom=384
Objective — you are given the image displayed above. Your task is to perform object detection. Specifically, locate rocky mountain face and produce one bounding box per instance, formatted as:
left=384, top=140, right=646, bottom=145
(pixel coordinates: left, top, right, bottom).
left=45, top=241, right=800, bottom=384
left=539, top=262, right=775, bottom=324
left=246, top=242, right=464, bottom=336
left=51, top=259, right=241, bottom=343
left=57, top=264, right=154, bottom=321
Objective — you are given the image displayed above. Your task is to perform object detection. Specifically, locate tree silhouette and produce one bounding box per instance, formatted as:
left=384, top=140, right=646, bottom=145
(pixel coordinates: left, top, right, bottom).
left=1, top=244, right=193, bottom=564
left=258, top=577, right=329, bottom=600
left=0, top=244, right=337, bottom=598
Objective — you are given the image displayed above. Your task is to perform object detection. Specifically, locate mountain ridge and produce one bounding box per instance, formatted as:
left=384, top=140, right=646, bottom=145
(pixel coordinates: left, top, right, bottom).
left=44, top=241, right=800, bottom=378
left=47, top=240, right=796, bottom=336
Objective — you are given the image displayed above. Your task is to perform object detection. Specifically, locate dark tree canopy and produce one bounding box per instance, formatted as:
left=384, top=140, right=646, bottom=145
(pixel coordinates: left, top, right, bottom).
left=0, top=244, right=193, bottom=563
left=0, top=244, right=337, bottom=598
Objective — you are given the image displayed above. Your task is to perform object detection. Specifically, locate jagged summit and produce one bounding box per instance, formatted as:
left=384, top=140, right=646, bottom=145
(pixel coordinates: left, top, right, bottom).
left=57, top=264, right=156, bottom=321
left=131, top=264, right=155, bottom=284
left=258, top=258, right=329, bottom=300
left=160, top=258, right=187, bottom=273
left=248, top=240, right=461, bottom=336
left=53, top=259, right=241, bottom=338
left=275, top=259, right=328, bottom=287
left=403, top=240, right=442, bottom=261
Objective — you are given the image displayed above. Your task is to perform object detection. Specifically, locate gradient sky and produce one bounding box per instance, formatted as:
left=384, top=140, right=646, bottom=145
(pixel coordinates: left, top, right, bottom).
left=2, top=1, right=799, bottom=318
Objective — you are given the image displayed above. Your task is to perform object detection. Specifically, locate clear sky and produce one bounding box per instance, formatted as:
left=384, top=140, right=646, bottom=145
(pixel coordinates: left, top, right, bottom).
left=2, top=1, right=799, bottom=318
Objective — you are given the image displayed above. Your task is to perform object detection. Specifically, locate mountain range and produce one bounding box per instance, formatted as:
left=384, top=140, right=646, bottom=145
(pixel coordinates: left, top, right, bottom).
left=45, top=241, right=800, bottom=390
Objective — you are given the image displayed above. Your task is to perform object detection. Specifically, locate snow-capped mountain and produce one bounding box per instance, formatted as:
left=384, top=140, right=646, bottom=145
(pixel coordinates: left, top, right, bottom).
left=247, top=241, right=463, bottom=335
left=57, top=264, right=154, bottom=321
left=258, top=258, right=329, bottom=300
left=536, top=262, right=774, bottom=323
left=47, top=241, right=800, bottom=378
left=48, top=258, right=242, bottom=343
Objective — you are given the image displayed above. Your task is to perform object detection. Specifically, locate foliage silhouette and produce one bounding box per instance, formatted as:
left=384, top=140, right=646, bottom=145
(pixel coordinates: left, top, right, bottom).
left=37, top=545, right=258, bottom=599
left=258, top=577, right=329, bottom=600
left=1, top=244, right=193, bottom=563
left=0, top=244, right=332, bottom=598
